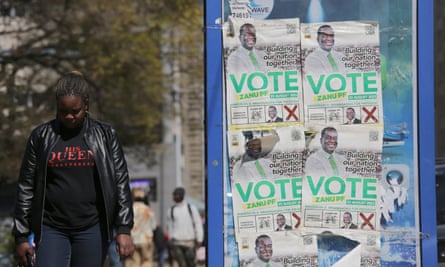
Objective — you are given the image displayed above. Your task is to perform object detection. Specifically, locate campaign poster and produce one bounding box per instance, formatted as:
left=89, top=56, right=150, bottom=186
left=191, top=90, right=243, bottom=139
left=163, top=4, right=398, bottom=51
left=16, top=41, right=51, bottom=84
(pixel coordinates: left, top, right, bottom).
left=301, top=125, right=382, bottom=231
left=220, top=1, right=419, bottom=267
left=223, top=18, right=304, bottom=130
left=228, top=127, right=306, bottom=235
left=237, top=231, right=318, bottom=267
left=300, top=21, right=383, bottom=128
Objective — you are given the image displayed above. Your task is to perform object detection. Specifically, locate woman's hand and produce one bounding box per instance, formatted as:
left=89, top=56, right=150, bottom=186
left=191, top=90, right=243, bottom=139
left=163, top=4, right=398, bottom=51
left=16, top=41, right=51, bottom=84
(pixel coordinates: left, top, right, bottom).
left=115, top=233, right=135, bottom=260
left=16, top=242, right=34, bottom=267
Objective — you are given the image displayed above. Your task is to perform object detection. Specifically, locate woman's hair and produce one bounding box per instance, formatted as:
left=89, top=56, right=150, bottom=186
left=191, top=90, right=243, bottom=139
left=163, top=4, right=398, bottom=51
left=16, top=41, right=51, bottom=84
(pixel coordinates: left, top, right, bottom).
left=55, top=71, right=89, bottom=104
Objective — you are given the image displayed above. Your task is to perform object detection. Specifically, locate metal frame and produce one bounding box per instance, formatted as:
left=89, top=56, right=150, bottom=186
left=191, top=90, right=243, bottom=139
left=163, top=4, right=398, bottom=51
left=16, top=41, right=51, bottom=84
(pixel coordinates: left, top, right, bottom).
left=205, top=0, right=436, bottom=265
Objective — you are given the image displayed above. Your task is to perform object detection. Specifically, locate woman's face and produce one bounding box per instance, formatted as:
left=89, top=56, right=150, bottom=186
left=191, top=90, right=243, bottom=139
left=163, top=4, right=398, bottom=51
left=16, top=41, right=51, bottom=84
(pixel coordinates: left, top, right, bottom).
left=57, top=95, right=88, bottom=129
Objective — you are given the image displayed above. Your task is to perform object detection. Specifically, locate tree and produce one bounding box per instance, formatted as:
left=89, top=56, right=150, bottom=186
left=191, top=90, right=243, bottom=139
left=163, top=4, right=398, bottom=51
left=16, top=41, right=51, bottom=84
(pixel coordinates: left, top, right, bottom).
left=0, top=0, right=203, bottom=185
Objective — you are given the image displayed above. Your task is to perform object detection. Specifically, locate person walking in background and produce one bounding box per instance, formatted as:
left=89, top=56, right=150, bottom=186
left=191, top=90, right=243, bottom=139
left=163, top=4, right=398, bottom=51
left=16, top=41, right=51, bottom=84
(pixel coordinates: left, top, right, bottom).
left=167, top=187, right=204, bottom=267
left=125, top=187, right=157, bottom=267
left=153, top=224, right=168, bottom=267
left=12, top=71, right=134, bottom=267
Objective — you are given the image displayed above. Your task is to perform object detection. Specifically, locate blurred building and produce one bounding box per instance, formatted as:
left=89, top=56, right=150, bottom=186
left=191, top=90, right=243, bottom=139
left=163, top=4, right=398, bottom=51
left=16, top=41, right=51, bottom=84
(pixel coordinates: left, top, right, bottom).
left=127, top=16, right=205, bottom=226
left=0, top=1, right=205, bottom=228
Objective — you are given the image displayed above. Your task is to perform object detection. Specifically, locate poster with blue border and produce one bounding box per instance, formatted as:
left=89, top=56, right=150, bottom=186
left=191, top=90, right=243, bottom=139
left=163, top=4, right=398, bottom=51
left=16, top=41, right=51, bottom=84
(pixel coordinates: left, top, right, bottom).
left=218, top=1, right=426, bottom=266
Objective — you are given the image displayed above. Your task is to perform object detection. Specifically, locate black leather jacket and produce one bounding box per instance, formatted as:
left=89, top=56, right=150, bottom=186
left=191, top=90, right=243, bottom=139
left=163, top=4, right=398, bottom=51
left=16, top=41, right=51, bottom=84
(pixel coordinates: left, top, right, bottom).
left=12, top=116, right=134, bottom=244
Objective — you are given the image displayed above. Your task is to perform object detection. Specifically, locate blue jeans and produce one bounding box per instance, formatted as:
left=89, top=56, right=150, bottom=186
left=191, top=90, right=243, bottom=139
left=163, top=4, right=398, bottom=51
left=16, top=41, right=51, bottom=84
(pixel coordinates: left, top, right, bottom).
left=108, top=239, right=124, bottom=267
left=157, top=248, right=166, bottom=267
left=36, top=223, right=108, bottom=267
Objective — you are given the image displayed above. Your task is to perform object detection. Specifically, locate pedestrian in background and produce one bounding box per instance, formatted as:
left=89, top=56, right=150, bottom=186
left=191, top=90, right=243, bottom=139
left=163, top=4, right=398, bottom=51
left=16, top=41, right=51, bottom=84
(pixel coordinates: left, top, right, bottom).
left=125, top=187, right=157, bottom=267
left=167, top=187, right=203, bottom=267
left=12, top=70, right=134, bottom=267
left=153, top=224, right=168, bottom=266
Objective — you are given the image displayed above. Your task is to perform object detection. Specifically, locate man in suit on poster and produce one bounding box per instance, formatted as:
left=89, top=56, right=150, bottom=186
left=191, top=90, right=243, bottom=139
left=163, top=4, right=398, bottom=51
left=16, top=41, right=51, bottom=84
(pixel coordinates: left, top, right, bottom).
left=266, top=106, right=283, bottom=123
left=341, top=211, right=358, bottom=229
left=344, top=107, right=361, bottom=125
left=232, top=131, right=280, bottom=181
left=304, top=24, right=347, bottom=76
left=227, top=23, right=269, bottom=74
left=247, top=235, right=284, bottom=267
left=304, top=126, right=347, bottom=178
left=275, top=214, right=292, bottom=231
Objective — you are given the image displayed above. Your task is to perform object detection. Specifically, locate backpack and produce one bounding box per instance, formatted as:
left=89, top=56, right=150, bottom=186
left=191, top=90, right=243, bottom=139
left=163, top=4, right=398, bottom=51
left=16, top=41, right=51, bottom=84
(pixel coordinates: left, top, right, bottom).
left=170, top=203, right=197, bottom=242
left=171, top=203, right=193, bottom=222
